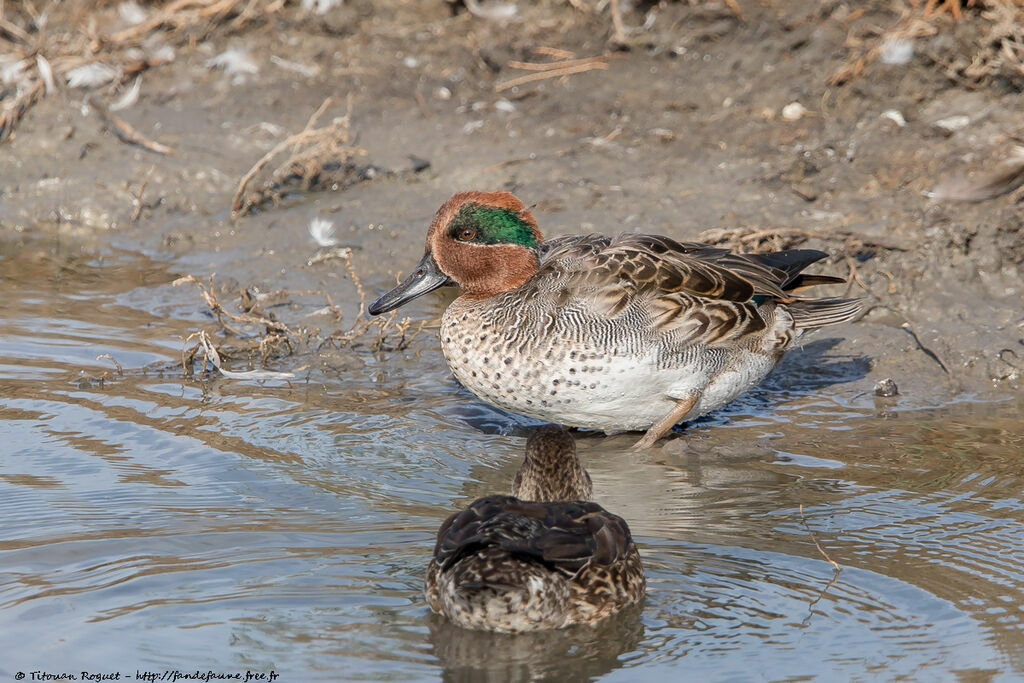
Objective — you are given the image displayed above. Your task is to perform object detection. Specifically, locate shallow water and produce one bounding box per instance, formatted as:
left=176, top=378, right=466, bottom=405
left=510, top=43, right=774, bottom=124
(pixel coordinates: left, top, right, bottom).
left=2, top=234, right=1023, bottom=681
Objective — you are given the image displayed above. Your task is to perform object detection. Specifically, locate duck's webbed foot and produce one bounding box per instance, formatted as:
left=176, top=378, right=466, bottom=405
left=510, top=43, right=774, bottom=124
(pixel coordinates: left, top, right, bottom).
left=631, top=394, right=698, bottom=450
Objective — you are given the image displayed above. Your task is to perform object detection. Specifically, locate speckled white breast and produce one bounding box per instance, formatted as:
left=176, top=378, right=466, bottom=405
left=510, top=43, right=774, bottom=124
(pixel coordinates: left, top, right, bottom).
left=439, top=299, right=785, bottom=431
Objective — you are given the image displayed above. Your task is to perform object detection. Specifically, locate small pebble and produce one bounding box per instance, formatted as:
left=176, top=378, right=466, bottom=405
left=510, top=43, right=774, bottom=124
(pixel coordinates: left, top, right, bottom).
left=881, top=109, right=906, bottom=127
left=935, top=115, right=970, bottom=133
left=781, top=102, right=807, bottom=122
left=874, top=378, right=899, bottom=397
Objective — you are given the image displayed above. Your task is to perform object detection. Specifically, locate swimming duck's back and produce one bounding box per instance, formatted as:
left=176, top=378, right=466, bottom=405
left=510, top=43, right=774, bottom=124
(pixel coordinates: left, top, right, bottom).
left=426, top=494, right=645, bottom=633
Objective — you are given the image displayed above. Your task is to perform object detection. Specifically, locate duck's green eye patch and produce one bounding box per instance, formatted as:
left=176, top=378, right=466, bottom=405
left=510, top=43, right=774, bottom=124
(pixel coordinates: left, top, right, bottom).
left=448, top=203, right=537, bottom=248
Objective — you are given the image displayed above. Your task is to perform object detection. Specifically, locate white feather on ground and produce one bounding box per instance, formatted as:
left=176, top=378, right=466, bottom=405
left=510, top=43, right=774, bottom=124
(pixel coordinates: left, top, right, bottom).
left=110, top=76, right=142, bottom=111
left=148, top=43, right=176, bottom=64
left=464, top=0, right=518, bottom=20
left=879, top=36, right=914, bottom=65
left=300, top=0, right=342, bottom=14
left=66, top=63, right=120, bottom=88
left=309, top=217, right=339, bottom=247
left=2, top=58, right=31, bottom=85
left=36, top=55, right=55, bottom=94
left=270, top=55, right=320, bottom=78
left=206, top=48, right=259, bottom=75
left=118, top=1, right=148, bottom=24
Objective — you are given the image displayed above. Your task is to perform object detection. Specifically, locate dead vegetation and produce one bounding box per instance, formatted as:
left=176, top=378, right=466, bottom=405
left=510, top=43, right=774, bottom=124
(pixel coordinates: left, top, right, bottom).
left=829, top=0, right=1024, bottom=87
left=231, top=96, right=368, bottom=217
left=0, top=0, right=292, bottom=145
left=496, top=49, right=612, bottom=92
left=694, top=225, right=909, bottom=256
left=174, top=255, right=424, bottom=380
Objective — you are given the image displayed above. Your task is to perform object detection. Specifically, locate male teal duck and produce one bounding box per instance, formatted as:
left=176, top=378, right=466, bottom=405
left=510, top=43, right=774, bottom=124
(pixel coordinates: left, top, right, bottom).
left=425, top=425, right=645, bottom=632
left=369, top=191, right=861, bottom=448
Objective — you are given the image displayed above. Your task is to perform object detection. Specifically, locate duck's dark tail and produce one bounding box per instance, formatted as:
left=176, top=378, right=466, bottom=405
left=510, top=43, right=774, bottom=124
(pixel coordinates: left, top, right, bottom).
left=748, top=249, right=861, bottom=328
left=747, top=249, right=848, bottom=292
left=788, top=297, right=863, bottom=329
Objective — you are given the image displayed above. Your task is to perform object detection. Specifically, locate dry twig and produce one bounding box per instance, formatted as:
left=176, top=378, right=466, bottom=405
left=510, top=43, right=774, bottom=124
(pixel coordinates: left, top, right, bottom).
left=695, top=226, right=909, bottom=254
left=798, top=504, right=841, bottom=575
left=798, top=503, right=842, bottom=625
left=174, top=263, right=423, bottom=380
left=173, top=273, right=297, bottom=338
left=496, top=54, right=611, bottom=92
left=231, top=97, right=365, bottom=216
left=0, top=80, right=45, bottom=144
left=96, top=353, right=125, bottom=376
left=91, top=99, right=176, bottom=155
left=131, top=164, right=157, bottom=223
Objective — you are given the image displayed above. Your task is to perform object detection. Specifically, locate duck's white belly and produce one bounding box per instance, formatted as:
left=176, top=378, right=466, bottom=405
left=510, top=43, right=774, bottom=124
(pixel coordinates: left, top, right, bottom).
left=439, top=308, right=779, bottom=431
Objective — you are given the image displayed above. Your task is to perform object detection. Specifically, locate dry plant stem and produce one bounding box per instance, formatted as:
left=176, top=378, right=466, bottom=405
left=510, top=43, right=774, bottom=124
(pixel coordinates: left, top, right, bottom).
left=173, top=274, right=298, bottom=338
left=181, top=330, right=214, bottom=376
left=107, top=0, right=207, bottom=43
left=108, top=0, right=253, bottom=45
left=131, top=164, right=157, bottom=223
left=271, top=288, right=342, bottom=320
left=96, top=353, right=125, bottom=376
left=532, top=47, right=576, bottom=59
left=0, top=79, right=44, bottom=144
left=844, top=254, right=879, bottom=299
left=900, top=322, right=951, bottom=374
left=798, top=504, right=842, bottom=576
left=797, top=503, right=841, bottom=625
left=413, top=87, right=432, bottom=118
left=0, top=15, right=31, bottom=44
left=507, top=55, right=612, bottom=71
left=189, top=329, right=228, bottom=376
left=608, top=0, right=627, bottom=44
left=92, top=99, right=176, bottom=156
left=495, top=61, right=609, bottom=92
left=343, top=251, right=367, bottom=317
left=231, top=96, right=353, bottom=215
left=923, top=0, right=972, bottom=20
left=696, top=226, right=909, bottom=253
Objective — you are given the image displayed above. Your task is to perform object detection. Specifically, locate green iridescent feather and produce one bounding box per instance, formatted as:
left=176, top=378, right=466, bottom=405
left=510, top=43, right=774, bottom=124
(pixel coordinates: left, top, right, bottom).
left=448, top=203, right=538, bottom=248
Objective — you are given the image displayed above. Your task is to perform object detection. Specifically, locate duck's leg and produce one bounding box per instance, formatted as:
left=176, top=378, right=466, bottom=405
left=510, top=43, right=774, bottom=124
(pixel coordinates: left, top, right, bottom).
left=631, top=394, right=698, bottom=450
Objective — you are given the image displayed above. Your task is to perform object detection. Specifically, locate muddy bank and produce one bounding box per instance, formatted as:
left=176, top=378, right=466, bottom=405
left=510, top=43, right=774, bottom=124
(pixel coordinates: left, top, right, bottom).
left=1, top=0, right=1022, bottom=403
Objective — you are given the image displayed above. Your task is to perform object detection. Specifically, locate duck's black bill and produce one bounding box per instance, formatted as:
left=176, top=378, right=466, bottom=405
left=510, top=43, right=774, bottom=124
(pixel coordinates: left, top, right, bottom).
left=368, top=252, right=453, bottom=315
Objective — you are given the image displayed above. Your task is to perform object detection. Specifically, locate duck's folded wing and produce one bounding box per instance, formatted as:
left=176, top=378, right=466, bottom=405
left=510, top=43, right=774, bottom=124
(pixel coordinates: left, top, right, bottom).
left=536, top=234, right=796, bottom=304
left=528, top=234, right=858, bottom=340
left=516, top=501, right=636, bottom=574
left=433, top=495, right=541, bottom=569
left=433, top=496, right=636, bottom=576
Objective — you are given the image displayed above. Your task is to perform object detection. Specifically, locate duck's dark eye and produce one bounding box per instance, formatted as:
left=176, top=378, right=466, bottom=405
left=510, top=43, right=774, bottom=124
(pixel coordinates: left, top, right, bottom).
left=457, top=228, right=477, bottom=241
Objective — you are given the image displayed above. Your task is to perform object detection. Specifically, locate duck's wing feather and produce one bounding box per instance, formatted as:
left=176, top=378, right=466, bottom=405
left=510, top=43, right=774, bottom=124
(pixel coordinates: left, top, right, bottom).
left=538, top=234, right=830, bottom=301
left=528, top=234, right=858, bottom=340
left=433, top=495, right=636, bottom=578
